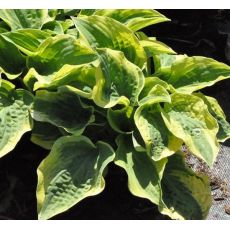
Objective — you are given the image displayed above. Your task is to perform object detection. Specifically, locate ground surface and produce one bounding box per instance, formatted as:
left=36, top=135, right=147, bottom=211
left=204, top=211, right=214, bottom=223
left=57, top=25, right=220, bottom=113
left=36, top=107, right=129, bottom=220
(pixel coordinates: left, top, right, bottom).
left=0, top=10, right=230, bottom=220
left=186, top=146, right=230, bottom=220
left=207, top=146, right=230, bottom=220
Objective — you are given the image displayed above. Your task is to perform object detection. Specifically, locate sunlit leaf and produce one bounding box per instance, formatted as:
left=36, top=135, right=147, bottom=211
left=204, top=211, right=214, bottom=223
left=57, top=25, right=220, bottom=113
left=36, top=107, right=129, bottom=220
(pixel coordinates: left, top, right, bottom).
left=72, top=15, right=146, bottom=67
left=135, top=98, right=182, bottom=161
left=0, top=10, right=49, bottom=31
left=24, top=34, right=99, bottom=97
left=195, top=93, right=230, bottom=142
left=0, top=81, right=33, bottom=158
left=159, top=151, right=212, bottom=220
left=27, top=34, right=98, bottom=75
left=167, top=56, right=230, bottom=93
left=92, top=48, right=144, bottom=108
left=161, top=93, right=219, bottom=166
left=87, top=9, right=170, bottom=32
left=37, top=135, right=114, bottom=220
left=140, top=40, right=176, bottom=58
left=115, top=135, right=167, bottom=205
left=2, top=29, right=50, bottom=55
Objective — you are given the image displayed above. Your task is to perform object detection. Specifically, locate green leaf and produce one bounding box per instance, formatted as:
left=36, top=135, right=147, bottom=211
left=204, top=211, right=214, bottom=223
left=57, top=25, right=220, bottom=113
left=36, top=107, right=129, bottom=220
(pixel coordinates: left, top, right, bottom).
left=135, top=100, right=182, bottom=161
left=79, top=9, right=96, bottom=16
left=0, top=84, right=33, bottom=158
left=31, top=121, right=64, bottom=150
left=0, top=79, right=15, bottom=110
left=107, top=104, right=134, bottom=134
left=167, top=56, right=230, bottom=93
left=54, top=9, right=80, bottom=18
left=62, top=9, right=80, bottom=17
left=59, top=19, right=74, bottom=33
left=72, top=15, right=146, bottom=67
left=84, top=9, right=170, bottom=32
left=0, top=21, right=10, bottom=33
left=161, top=93, right=219, bottom=166
left=27, top=34, right=98, bottom=75
left=131, top=129, right=146, bottom=152
left=48, top=10, right=79, bottom=20
left=140, top=40, right=176, bottom=58
left=139, top=77, right=169, bottom=97
left=48, top=9, right=60, bottom=19
left=92, top=48, right=144, bottom=108
left=0, top=10, right=49, bottom=31
left=153, top=54, right=187, bottom=81
left=195, top=93, right=230, bottom=142
left=37, top=135, right=115, bottom=220
left=159, top=151, right=212, bottom=220
left=138, top=81, right=170, bottom=105
left=24, top=62, right=98, bottom=99
left=0, top=35, right=26, bottom=79
left=32, top=90, right=94, bottom=136
left=115, top=134, right=167, bottom=205
left=135, top=33, right=174, bottom=75
left=2, top=29, right=51, bottom=55
left=42, top=21, right=64, bottom=35
left=24, top=34, right=99, bottom=97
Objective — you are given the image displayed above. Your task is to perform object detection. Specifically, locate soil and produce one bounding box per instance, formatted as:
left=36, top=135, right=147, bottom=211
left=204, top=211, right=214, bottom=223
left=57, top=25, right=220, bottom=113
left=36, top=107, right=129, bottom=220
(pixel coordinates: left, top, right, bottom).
left=0, top=10, right=230, bottom=220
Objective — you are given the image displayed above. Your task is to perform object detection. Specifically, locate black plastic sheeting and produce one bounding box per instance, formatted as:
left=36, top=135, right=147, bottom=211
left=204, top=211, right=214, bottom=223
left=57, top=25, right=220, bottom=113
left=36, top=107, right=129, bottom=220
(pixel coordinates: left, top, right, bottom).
left=146, top=10, right=230, bottom=65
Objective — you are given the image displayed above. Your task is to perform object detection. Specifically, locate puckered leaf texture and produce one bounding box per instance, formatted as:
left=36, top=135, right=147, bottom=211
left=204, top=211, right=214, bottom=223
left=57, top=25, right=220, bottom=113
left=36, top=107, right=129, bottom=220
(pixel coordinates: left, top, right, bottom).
left=0, top=80, right=33, bottom=158
left=37, top=135, right=115, bottom=220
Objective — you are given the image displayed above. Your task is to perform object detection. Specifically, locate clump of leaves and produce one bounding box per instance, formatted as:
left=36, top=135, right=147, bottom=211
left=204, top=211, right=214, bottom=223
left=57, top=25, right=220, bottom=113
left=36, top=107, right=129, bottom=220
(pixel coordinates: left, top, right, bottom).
left=0, top=9, right=230, bottom=220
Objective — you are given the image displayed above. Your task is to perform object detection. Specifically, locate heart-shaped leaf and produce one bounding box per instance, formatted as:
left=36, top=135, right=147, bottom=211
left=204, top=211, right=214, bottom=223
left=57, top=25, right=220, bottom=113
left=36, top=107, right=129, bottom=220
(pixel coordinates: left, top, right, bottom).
left=37, top=135, right=115, bottom=220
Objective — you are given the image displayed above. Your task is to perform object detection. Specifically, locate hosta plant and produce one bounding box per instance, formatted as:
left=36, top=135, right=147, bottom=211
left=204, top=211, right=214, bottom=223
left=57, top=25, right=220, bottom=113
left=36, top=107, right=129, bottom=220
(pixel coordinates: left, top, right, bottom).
left=0, top=9, right=230, bottom=220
